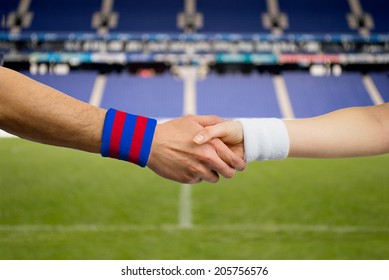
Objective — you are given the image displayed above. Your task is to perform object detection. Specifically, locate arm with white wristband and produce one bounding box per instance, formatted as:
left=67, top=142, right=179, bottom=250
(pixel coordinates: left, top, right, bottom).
left=237, top=118, right=289, bottom=162
left=193, top=104, right=389, bottom=161
left=193, top=118, right=289, bottom=162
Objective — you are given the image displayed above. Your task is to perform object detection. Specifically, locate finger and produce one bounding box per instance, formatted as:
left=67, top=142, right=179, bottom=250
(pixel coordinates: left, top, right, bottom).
left=193, top=122, right=230, bottom=144
left=188, top=178, right=203, bottom=184
left=199, top=169, right=220, bottom=183
left=191, top=115, right=225, bottom=127
left=202, top=144, right=237, bottom=178
left=212, top=138, right=246, bottom=171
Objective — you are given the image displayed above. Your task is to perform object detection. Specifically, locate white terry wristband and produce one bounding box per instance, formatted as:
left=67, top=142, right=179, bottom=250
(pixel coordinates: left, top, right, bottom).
left=236, top=118, right=290, bottom=162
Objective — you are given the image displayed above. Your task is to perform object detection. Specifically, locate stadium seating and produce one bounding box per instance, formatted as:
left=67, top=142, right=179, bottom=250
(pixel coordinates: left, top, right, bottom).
left=284, top=71, right=374, bottom=118
left=27, top=0, right=97, bottom=32
left=1, top=0, right=388, bottom=120
left=197, top=0, right=267, bottom=33
left=278, top=0, right=352, bottom=34
left=113, top=0, right=183, bottom=33
left=0, top=0, right=17, bottom=13
left=197, top=72, right=281, bottom=118
left=2, top=0, right=388, bottom=33
left=101, top=72, right=183, bottom=118
left=360, top=0, right=389, bottom=33
left=23, top=70, right=96, bottom=103
left=0, top=0, right=18, bottom=31
left=370, top=72, right=389, bottom=102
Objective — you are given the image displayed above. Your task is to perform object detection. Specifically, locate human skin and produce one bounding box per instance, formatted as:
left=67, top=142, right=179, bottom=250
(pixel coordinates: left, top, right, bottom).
left=193, top=104, right=389, bottom=159
left=0, top=66, right=245, bottom=183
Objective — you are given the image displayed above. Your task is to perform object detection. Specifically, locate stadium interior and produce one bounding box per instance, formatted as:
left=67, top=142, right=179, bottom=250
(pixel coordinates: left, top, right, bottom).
left=0, top=0, right=389, bottom=260
left=1, top=0, right=389, bottom=119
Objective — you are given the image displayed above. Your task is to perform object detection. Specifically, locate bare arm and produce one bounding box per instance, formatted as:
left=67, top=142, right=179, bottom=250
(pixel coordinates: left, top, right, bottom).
left=0, top=66, right=105, bottom=153
left=193, top=104, right=389, bottom=159
left=0, top=66, right=245, bottom=183
left=285, top=104, right=389, bottom=158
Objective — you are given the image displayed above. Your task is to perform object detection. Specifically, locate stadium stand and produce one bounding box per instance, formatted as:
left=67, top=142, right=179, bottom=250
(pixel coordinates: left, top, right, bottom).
left=197, top=72, right=281, bottom=118
left=360, top=0, right=389, bottom=33
left=370, top=72, right=389, bottom=102
left=0, top=0, right=18, bottom=31
left=23, top=70, right=96, bottom=103
left=284, top=71, right=374, bottom=118
left=1, top=0, right=388, bottom=120
left=27, top=0, right=98, bottom=32
left=0, top=0, right=26, bottom=32
left=114, top=0, right=183, bottom=33
left=197, top=0, right=267, bottom=33
left=278, top=0, right=352, bottom=34
left=2, top=0, right=388, bottom=34
left=101, top=72, right=184, bottom=118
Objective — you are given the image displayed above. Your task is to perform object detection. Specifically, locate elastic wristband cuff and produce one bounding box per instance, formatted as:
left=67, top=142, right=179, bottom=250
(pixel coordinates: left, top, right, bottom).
left=100, top=108, right=157, bottom=167
left=236, top=118, right=289, bottom=162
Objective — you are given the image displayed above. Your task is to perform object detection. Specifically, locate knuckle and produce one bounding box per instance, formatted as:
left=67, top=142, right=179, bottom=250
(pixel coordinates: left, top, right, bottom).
left=189, top=164, right=200, bottom=175
left=203, top=127, right=213, bottom=136
left=211, top=176, right=219, bottom=183
left=224, top=169, right=235, bottom=179
left=211, top=115, right=222, bottom=122
left=199, top=149, right=214, bottom=163
left=188, top=178, right=201, bottom=184
left=229, top=156, right=237, bottom=167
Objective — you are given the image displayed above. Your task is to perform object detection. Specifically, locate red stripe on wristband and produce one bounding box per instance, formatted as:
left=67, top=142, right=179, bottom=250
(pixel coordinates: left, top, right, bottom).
left=109, top=110, right=127, bottom=158
left=129, top=116, right=148, bottom=165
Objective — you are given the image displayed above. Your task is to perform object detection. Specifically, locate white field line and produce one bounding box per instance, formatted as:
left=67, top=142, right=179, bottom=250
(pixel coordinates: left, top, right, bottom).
left=273, top=75, right=295, bottom=119
left=0, top=224, right=388, bottom=234
left=178, top=184, right=192, bottom=229
left=89, top=74, right=107, bottom=107
left=178, top=66, right=198, bottom=229
left=362, top=74, right=384, bottom=105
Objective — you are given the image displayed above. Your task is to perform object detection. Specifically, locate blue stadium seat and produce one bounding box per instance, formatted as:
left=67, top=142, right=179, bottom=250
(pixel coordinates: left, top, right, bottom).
left=278, top=0, right=351, bottom=34
left=197, top=0, right=267, bottom=33
left=197, top=72, right=281, bottom=118
left=113, top=0, right=183, bottom=33
left=23, top=71, right=96, bottom=103
left=360, top=0, right=389, bottom=33
left=0, top=0, right=20, bottom=31
left=284, top=71, right=373, bottom=118
left=101, top=73, right=183, bottom=118
left=28, top=0, right=98, bottom=32
left=370, top=72, right=389, bottom=102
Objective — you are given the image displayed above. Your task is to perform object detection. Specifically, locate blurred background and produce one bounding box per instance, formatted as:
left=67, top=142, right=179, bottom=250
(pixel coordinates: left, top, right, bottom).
left=0, top=0, right=388, bottom=259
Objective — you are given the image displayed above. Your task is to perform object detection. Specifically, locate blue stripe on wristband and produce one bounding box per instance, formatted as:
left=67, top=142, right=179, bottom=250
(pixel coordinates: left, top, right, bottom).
left=118, top=114, right=137, bottom=161
left=100, top=108, right=116, bottom=157
left=138, top=118, right=157, bottom=167
left=100, top=108, right=157, bottom=167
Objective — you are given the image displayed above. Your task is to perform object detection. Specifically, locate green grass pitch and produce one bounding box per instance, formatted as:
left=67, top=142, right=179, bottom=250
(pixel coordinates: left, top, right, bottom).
left=1, top=138, right=389, bottom=259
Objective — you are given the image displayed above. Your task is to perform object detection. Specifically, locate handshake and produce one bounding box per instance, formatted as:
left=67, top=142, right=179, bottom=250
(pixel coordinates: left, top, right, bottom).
left=102, top=112, right=290, bottom=184
left=2, top=66, right=386, bottom=184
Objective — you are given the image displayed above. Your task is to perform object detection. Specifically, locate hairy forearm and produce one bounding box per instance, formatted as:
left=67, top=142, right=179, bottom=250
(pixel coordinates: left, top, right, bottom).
left=285, top=104, right=389, bottom=158
left=0, top=66, right=106, bottom=153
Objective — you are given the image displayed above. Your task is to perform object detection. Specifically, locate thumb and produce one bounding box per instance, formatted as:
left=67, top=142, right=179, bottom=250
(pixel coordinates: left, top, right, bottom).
left=193, top=122, right=231, bottom=145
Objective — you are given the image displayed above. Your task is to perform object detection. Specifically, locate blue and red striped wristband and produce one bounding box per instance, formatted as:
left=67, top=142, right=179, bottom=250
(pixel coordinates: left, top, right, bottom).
left=100, top=108, right=157, bottom=167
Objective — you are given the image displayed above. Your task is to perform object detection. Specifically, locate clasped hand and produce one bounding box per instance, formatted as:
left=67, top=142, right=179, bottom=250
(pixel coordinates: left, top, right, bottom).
left=147, top=115, right=245, bottom=184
